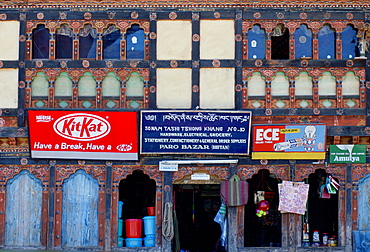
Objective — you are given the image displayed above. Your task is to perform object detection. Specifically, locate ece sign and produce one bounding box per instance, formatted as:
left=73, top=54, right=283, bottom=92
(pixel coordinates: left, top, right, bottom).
left=141, top=111, right=252, bottom=155
left=28, top=110, right=138, bottom=160
left=252, top=124, right=326, bottom=159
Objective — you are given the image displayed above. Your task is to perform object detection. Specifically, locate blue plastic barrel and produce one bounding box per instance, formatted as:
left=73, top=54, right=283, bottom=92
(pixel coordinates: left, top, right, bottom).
left=144, top=234, right=156, bottom=247
left=143, top=216, right=156, bottom=235
left=126, top=238, right=142, bottom=247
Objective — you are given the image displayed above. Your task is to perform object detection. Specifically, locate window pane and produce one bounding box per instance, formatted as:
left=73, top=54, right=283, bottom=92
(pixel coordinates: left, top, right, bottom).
left=32, top=25, right=49, bottom=59
left=78, top=72, right=96, bottom=97
left=248, top=72, right=265, bottom=97
left=295, top=24, right=312, bottom=58
left=342, top=71, right=359, bottom=96
left=31, top=72, right=49, bottom=97
left=342, top=25, right=357, bottom=59
left=102, top=72, right=120, bottom=97
left=126, top=24, right=144, bottom=60
left=126, top=72, right=144, bottom=97
left=79, top=24, right=97, bottom=59
left=103, top=25, right=120, bottom=60
left=248, top=25, right=265, bottom=59
left=295, top=72, right=312, bottom=97
left=271, top=72, right=289, bottom=96
left=318, top=25, right=335, bottom=59
left=55, top=72, right=72, bottom=97
left=318, top=71, right=336, bottom=96
left=56, top=24, right=73, bottom=59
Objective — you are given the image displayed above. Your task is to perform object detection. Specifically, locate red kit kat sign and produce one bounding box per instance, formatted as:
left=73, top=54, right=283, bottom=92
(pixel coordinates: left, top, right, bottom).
left=28, top=110, right=138, bottom=160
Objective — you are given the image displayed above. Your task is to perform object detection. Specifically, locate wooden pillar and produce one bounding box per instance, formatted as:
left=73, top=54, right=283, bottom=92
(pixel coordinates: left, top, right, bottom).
left=97, top=34, right=103, bottom=60
left=104, top=163, right=112, bottom=251
left=336, top=30, right=342, bottom=60
left=344, top=164, right=353, bottom=251
left=98, top=183, right=106, bottom=247
left=162, top=171, right=173, bottom=251
left=73, top=33, right=79, bottom=60
left=265, top=77, right=272, bottom=109
left=50, top=30, right=56, bottom=61
left=47, top=161, right=56, bottom=249
left=227, top=164, right=238, bottom=252
left=266, top=33, right=272, bottom=60
left=312, top=31, right=318, bottom=60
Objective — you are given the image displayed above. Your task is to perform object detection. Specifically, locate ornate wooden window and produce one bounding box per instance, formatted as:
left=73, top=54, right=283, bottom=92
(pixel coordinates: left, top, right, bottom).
left=32, top=24, right=49, bottom=59
left=242, top=68, right=365, bottom=110
left=318, top=24, right=335, bottom=59
left=248, top=25, right=266, bottom=59
left=342, top=25, right=358, bottom=59
left=126, top=24, right=145, bottom=60
left=56, top=24, right=73, bottom=59
left=25, top=68, right=149, bottom=109
left=79, top=24, right=97, bottom=59
left=295, top=24, right=313, bottom=59
left=28, top=20, right=150, bottom=61
left=271, top=24, right=289, bottom=59
left=102, top=24, right=121, bottom=60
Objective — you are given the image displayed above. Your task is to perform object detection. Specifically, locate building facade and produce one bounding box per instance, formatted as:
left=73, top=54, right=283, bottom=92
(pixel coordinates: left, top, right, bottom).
left=0, top=0, right=370, bottom=251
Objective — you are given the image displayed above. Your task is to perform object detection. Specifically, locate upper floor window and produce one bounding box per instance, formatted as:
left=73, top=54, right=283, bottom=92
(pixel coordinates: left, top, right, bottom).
left=103, top=24, right=121, bottom=60
left=32, top=24, right=49, bottom=59
left=342, top=25, right=358, bottom=59
left=271, top=24, right=289, bottom=59
left=318, top=25, right=335, bottom=59
left=79, top=24, right=97, bottom=59
left=295, top=24, right=312, bottom=59
left=126, top=24, right=145, bottom=60
left=248, top=25, right=265, bottom=59
left=56, top=24, right=73, bottom=59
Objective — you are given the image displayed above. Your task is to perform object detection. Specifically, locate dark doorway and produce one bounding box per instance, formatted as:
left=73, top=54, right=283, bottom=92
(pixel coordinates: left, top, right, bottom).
left=173, top=184, right=222, bottom=252
left=244, top=169, right=282, bottom=247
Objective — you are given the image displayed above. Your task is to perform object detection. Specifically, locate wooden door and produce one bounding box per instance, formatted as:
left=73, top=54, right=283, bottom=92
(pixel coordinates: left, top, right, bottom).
left=61, top=169, right=99, bottom=247
left=5, top=170, right=42, bottom=246
left=358, top=173, right=370, bottom=230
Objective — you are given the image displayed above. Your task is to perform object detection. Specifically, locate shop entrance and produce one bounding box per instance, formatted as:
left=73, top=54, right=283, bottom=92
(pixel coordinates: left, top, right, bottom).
left=173, top=184, right=222, bottom=252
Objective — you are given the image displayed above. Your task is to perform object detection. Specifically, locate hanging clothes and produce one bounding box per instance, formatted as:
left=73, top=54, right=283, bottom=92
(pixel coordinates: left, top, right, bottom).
left=278, top=181, right=309, bottom=215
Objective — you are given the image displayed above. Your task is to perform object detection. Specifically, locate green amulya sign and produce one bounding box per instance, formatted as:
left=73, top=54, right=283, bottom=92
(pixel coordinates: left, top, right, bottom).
left=329, top=145, right=366, bottom=163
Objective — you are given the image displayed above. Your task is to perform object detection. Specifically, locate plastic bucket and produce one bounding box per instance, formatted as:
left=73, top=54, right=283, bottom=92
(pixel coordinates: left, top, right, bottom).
left=147, top=207, right=155, bottom=216
left=118, top=201, right=124, bottom=219
left=118, top=219, right=123, bottom=237
left=126, top=238, right=142, bottom=247
left=117, top=237, right=124, bottom=247
left=144, top=235, right=156, bottom=247
left=143, top=216, right=156, bottom=235
left=125, top=219, right=142, bottom=238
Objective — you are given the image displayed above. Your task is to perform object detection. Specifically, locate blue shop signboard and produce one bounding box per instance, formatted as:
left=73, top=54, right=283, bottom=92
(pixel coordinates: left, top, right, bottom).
left=140, top=110, right=252, bottom=155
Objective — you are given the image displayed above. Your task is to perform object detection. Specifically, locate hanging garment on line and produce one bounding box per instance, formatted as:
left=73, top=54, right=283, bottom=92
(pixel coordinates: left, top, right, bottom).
left=278, top=181, right=309, bottom=215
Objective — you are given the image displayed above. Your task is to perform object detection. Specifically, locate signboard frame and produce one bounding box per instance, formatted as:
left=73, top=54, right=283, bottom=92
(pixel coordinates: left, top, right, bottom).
left=329, top=145, right=366, bottom=163
left=251, top=124, right=327, bottom=160
left=140, top=110, right=252, bottom=155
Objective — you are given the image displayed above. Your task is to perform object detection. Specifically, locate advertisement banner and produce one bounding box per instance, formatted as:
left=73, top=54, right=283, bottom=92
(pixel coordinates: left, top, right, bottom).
left=329, top=145, right=366, bottom=163
left=252, top=124, right=326, bottom=159
left=141, top=110, right=252, bottom=155
left=28, top=110, right=138, bottom=160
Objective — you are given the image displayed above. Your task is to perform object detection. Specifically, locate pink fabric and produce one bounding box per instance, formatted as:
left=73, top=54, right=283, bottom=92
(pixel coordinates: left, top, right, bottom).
left=278, top=181, right=309, bottom=215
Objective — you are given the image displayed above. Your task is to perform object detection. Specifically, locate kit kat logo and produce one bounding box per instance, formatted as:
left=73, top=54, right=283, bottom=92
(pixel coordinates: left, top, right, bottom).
left=53, top=113, right=111, bottom=141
